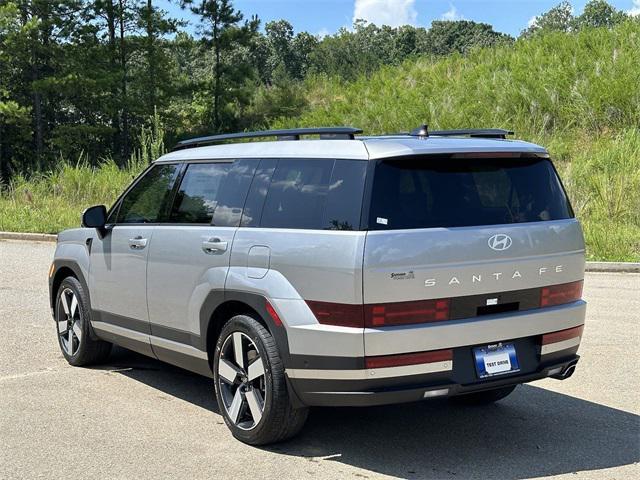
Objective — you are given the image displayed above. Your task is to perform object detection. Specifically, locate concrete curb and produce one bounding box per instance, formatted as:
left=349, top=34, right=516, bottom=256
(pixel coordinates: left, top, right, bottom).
left=0, top=231, right=638, bottom=272
left=0, top=231, right=57, bottom=242
left=585, top=262, right=640, bottom=273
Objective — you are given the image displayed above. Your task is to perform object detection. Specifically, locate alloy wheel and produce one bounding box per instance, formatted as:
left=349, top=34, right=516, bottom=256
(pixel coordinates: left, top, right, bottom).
left=56, top=288, right=82, bottom=356
left=217, top=332, right=266, bottom=430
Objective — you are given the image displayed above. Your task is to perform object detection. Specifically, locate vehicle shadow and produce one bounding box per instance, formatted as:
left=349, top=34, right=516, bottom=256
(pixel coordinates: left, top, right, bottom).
left=105, top=347, right=640, bottom=480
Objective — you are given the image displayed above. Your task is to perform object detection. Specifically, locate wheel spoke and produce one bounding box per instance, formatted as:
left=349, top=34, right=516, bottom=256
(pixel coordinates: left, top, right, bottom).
left=70, top=295, right=78, bottom=318
left=67, top=329, right=74, bottom=354
left=57, top=320, right=68, bottom=334
left=247, top=357, right=265, bottom=381
left=233, top=332, right=244, bottom=369
left=228, top=389, right=244, bottom=424
left=218, top=359, right=239, bottom=384
left=72, top=321, right=82, bottom=343
left=60, top=293, right=70, bottom=316
left=245, top=388, right=263, bottom=425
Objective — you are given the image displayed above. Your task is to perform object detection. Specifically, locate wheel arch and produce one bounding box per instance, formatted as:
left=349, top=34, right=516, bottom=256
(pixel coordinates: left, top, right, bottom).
left=50, top=260, right=88, bottom=310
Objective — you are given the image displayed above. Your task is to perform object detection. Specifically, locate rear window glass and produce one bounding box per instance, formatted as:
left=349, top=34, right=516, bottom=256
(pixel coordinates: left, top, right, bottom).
left=368, top=157, right=572, bottom=230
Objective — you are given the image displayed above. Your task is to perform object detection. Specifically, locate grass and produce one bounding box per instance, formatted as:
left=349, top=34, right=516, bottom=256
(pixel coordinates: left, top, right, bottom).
left=1, top=23, right=638, bottom=261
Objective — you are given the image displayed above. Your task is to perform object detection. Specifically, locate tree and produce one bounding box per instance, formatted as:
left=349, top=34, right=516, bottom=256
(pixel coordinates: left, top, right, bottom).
left=574, top=0, right=628, bottom=29
left=522, top=1, right=574, bottom=37
left=181, top=0, right=258, bottom=131
left=422, top=20, right=513, bottom=56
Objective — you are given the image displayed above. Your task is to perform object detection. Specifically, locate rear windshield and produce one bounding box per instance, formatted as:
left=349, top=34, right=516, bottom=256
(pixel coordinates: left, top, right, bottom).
left=368, top=156, right=573, bottom=230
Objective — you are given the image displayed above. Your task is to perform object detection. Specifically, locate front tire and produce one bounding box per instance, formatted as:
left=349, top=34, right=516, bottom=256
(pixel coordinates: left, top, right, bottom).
left=213, top=315, right=308, bottom=445
left=450, top=385, right=517, bottom=406
left=55, top=276, right=112, bottom=366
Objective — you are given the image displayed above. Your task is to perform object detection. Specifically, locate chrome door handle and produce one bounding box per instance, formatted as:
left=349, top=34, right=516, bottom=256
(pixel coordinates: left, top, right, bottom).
left=202, top=238, right=228, bottom=254
left=128, top=236, right=148, bottom=250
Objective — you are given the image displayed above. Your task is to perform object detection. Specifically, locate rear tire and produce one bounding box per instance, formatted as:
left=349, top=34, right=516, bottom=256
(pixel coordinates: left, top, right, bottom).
left=450, top=385, right=517, bottom=405
left=55, top=276, right=112, bottom=366
left=213, top=315, right=308, bottom=445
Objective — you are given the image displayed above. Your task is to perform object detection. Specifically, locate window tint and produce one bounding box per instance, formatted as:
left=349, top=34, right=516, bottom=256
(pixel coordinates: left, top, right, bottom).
left=323, top=160, right=367, bottom=230
left=241, top=159, right=277, bottom=227
left=212, top=159, right=258, bottom=227
left=117, top=164, right=179, bottom=224
left=368, top=157, right=572, bottom=230
left=261, top=159, right=333, bottom=230
left=170, top=163, right=232, bottom=224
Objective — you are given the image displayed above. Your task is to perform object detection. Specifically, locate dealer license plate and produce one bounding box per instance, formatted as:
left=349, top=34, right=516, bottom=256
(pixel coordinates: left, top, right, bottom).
left=473, top=343, right=520, bottom=379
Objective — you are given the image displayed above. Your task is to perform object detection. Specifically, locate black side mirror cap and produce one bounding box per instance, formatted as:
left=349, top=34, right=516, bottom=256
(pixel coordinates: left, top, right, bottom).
left=82, top=205, right=107, bottom=229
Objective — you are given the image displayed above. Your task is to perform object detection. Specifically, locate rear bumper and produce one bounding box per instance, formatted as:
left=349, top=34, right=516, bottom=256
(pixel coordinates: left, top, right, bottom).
left=291, top=355, right=579, bottom=407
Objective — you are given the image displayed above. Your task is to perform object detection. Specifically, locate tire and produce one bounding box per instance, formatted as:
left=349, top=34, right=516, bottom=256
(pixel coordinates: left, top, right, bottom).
left=55, top=276, right=112, bottom=366
left=450, top=385, right=517, bottom=406
left=213, top=314, right=308, bottom=445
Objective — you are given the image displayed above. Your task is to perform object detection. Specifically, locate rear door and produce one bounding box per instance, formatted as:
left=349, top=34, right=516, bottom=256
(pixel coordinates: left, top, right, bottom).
left=90, top=163, right=180, bottom=356
left=145, top=159, right=257, bottom=371
left=362, top=155, right=585, bottom=344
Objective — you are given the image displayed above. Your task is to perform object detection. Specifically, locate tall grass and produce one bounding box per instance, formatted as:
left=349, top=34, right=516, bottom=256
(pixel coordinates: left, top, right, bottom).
left=0, top=155, right=145, bottom=234
left=272, top=22, right=640, bottom=261
left=0, top=23, right=638, bottom=260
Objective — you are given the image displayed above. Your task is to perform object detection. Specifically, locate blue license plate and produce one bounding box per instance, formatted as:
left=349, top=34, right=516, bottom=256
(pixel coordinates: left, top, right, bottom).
left=473, top=343, right=520, bottom=379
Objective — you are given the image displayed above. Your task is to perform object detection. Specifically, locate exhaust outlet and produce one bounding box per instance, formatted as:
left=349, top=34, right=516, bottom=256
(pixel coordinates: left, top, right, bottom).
left=561, top=364, right=576, bottom=379
left=549, top=361, right=578, bottom=380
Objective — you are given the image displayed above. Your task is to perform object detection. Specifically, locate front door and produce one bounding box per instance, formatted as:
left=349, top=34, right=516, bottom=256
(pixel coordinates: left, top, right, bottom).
left=146, top=160, right=258, bottom=373
left=89, top=163, right=181, bottom=356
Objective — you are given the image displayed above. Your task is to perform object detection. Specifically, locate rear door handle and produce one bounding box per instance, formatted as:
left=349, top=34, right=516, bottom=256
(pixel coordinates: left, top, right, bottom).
left=202, top=238, right=228, bottom=254
left=129, top=236, right=148, bottom=250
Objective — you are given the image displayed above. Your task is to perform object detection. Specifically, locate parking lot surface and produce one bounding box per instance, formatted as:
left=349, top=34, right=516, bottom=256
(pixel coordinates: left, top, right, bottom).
left=1, top=239, right=638, bottom=479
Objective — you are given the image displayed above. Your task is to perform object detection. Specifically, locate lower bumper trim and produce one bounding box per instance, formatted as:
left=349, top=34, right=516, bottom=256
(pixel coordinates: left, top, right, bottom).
left=294, top=355, right=579, bottom=407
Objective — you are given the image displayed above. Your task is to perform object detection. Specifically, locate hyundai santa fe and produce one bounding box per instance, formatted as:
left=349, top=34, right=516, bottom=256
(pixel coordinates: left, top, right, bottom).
left=49, top=125, right=586, bottom=445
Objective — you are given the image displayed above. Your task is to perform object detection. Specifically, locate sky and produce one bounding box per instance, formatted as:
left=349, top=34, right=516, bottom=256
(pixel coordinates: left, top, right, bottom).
left=159, top=1, right=640, bottom=37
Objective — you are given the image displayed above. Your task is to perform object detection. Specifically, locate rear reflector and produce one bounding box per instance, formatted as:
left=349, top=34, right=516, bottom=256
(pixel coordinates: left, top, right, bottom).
left=305, top=301, right=364, bottom=328
left=540, top=280, right=583, bottom=307
left=265, top=300, right=283, bottom=327
left=542, top=324, right=584, bottom=345
left=364, top=299, right=450, bottom=327
left=365, top=349, right=453, bottom=369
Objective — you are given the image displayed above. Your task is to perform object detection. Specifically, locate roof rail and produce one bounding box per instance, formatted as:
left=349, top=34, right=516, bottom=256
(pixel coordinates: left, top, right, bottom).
left=409, top=125, right=514, bottom=139
left=172, top=127, right=363, bottom=151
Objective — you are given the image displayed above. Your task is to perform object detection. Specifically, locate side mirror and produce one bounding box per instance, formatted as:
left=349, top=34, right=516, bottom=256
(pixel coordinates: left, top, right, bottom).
left=82, top=205, right=107, bottom=231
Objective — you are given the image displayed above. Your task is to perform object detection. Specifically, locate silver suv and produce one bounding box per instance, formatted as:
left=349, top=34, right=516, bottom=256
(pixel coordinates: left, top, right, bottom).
left=49, top=126, right=586, bottom=445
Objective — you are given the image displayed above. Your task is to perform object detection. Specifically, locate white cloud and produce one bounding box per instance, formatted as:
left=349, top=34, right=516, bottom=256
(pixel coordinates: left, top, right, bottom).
left=629, top=0, right=640, bottom=17
left=316, top=28, right=330, bottom=39
left=352, top=0, right=418, bottom=27
left=527, top=15, right=538, bottom=28
left=442, top=3, right=464, bottom=21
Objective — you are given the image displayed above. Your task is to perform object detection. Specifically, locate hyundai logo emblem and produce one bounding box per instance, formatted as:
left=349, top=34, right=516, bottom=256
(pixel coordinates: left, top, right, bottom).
left=488, top=234, right=513, bottom=251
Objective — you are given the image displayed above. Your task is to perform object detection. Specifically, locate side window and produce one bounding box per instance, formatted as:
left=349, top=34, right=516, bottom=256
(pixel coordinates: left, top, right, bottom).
left=260, top=159, right=334, bottom=230
left=212, top=159, right=258, bottom=227
left=169, top=162, right=232, bottom=224
left=117, top=164, right=179, bottom=224
left=323, top=160, right=367, bottom=230
left=241, top=158, right=277, bottom=227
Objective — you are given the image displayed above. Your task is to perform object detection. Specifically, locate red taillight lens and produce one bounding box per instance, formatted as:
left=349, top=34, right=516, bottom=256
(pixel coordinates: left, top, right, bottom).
left=305, top=301, right=364, bottom=328
left=365, top=348, right=453, bottom=369
left=364, top=299, right=450, bottom=327
left=542, top=324, right=584, bottom=345
left=540, top=280, right=583, bottom=307
left=265, top=300, right=283, bottom=327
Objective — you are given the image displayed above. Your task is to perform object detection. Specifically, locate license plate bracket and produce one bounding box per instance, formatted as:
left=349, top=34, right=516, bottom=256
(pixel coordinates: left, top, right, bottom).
left=473, top=342, right=520, bottom=379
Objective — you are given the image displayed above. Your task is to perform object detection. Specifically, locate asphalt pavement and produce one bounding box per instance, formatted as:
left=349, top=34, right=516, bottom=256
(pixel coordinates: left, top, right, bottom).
left=0, top=239, right=638, bottom=480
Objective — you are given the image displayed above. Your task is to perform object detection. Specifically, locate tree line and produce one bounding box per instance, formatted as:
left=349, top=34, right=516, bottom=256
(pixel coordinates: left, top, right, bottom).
left=0, top=0, right=633, bottom=182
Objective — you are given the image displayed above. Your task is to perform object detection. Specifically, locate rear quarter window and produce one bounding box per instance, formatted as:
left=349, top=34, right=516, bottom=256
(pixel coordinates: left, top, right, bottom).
left=258, top=159, right=367, bottom=230
left=368, top=156, right=573, bottom=230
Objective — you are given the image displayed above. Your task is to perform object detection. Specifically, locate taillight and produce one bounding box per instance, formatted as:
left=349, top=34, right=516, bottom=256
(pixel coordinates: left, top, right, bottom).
left=265, top=300, right=283, bottom=327
left=542, top=324, right=584, bottom=345
left=365, top=348, right=453, bottom=369
left=540, top=280, right=583, bottom=307
left=305, top=301, right=364, bottom=328
left=364, top=298, right=450, bottom=327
